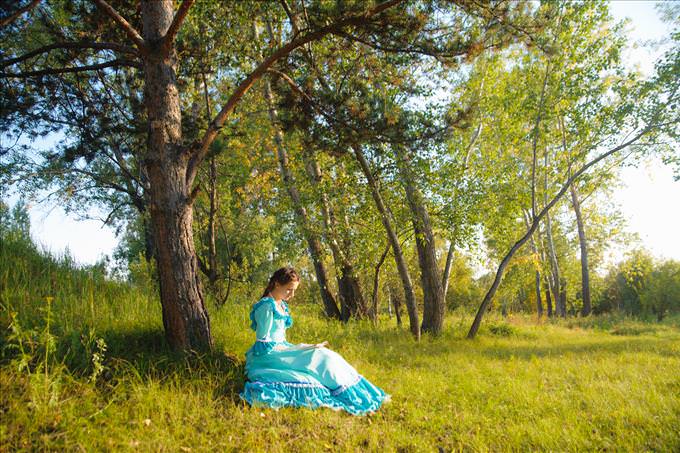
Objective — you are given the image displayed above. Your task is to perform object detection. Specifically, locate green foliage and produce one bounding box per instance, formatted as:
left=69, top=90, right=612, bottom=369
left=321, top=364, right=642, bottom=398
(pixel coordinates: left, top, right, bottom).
left=594, top=250, right=680, bottom=321
left=596, top=249, right=654, bottom=315
left=443, top=252, right=484, bottom=310
left=640, top=260, right=680, bottom=321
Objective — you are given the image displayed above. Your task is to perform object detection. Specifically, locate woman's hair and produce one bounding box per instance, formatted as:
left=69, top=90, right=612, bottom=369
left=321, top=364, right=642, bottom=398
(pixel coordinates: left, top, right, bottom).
left=262, top=267, right=300, bottom=298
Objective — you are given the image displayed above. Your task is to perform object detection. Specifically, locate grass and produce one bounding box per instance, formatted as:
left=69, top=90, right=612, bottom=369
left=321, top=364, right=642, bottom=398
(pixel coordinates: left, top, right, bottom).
left=2, top=237, right=680, bottom=451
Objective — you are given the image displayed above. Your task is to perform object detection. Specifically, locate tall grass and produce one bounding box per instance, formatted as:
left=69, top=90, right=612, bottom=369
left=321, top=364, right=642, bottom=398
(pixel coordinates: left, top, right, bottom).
left=2, top=234, right=679, bottom=451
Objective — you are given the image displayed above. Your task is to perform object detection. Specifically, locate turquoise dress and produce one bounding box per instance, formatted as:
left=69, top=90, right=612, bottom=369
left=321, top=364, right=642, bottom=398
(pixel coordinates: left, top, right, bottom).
left=239, top=297, right=389, bottom=415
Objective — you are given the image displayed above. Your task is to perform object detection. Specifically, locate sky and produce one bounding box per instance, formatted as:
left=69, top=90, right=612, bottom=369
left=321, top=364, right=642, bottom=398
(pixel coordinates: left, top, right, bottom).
left=4, top=1, right=679, bottom=266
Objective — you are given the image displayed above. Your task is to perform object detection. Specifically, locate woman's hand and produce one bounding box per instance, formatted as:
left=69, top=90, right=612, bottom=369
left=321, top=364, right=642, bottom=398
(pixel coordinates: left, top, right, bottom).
left=315, top=341, right=329, bottom=348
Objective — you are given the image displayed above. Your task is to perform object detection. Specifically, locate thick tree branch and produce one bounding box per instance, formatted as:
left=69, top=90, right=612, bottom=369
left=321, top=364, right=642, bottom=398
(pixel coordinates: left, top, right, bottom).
left=185, top=0, right=404, bottom=187
left=163, top=0, right=195, bottom=50
left=0, top=59, right=141, bottom=78
left=92, top=0, right=146, bottom=52
left=0, top=0, right=40, bottom=28
left=0, top=41, right=137, bottom=68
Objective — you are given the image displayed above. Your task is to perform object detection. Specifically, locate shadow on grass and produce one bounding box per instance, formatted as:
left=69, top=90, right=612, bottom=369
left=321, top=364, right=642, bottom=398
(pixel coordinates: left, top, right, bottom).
left=101, top=328, right=246, bottom=403
left=0, top=323, right=248, bottom=405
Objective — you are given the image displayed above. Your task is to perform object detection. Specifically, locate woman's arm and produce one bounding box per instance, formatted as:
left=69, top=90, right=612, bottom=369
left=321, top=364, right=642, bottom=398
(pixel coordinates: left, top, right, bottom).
left=254, top=304, right=274, bottom=341
left=251, top=303, right=277, bottom=355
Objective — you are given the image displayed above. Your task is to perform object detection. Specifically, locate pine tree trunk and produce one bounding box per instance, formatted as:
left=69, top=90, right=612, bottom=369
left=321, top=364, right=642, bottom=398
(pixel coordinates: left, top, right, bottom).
left=141, top=0, right=212, bottom=351
left=352, top=144, right=420, bottom=339
left=394, top=146, right=444, bottom=335
left=570, top=184, right=591, bottom=316
left=262, top=75, right=341, bottom=319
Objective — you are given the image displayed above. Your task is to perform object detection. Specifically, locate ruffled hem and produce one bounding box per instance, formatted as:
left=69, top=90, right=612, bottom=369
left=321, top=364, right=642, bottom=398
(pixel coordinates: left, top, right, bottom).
left=239, top=376, right=389, bottom=416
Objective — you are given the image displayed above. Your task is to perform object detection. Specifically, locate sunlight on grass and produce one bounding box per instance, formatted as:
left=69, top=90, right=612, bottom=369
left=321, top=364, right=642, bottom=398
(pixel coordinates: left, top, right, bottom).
left=2, top=237, right=679, bottom=451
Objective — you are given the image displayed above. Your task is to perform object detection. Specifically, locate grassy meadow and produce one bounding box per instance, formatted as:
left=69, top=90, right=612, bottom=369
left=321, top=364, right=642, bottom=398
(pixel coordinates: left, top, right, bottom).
left=1, top=237, right=680, bottom=452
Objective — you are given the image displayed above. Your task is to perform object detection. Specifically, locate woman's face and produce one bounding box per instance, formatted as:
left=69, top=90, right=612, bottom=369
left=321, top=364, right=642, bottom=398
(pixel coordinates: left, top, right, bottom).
left=274, top=280, right=299, bottom=301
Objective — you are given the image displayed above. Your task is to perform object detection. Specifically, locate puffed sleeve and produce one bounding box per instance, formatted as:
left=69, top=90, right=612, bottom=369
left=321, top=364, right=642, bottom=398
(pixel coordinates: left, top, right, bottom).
left=250, top=303, right=276, bottom=356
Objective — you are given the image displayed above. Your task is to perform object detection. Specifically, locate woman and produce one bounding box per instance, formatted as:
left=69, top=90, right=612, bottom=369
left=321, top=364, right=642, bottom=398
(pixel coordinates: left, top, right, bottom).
left=239, top=267, right=389, bottom=415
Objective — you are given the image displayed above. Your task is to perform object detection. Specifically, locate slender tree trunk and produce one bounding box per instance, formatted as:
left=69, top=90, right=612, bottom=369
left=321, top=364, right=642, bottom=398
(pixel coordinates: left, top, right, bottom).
left=261, top=75, right=341, bottom=319
left=442, top=241, right=455, bottom=300
left=207, top=156, right=218, bottom=283
left=545, top=210, right=563, bottom=317
left=442, top=122, right=480, bottom=303
left=387, top=280, right=403, bottom=327
left=370, top=243, right=391, bottom=323
left=141, top=0, right=212, bottom=351
left=522, top=210, right=543, bottom=317
left=302, top=149, right=366, bottom=321
left=544, top=283, right=553, bottom=317
left=352, top=144, right=420, bottom=339
left=394, top=146, right=444, bottom=335
left=570, top=184, right=591, bottom=316
left=543, top=149, right=563, bottom=317
left=192, top=72, right=222, bottom=301
left=537, top=225, right=554, bottom=317
left=559, top=277, right=568, bottom=316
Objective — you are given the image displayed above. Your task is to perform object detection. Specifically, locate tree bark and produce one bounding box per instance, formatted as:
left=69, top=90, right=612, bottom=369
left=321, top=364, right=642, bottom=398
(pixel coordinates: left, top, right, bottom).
left=442, top=241, right=455, bottom=300
left=559, top=277, right=568, bottom=316
left=394, top=146, right=445, bottom=335
left=206, top=156, right=219, bottom=283
left=537, top=225, right=553, bottom=317
left=301, top=149, right=366, bottom=321
left=522, top=209, right=543, bottom=317
left=352, top=144, right=420, bottom=339
left=543, top=149, right=564, bottom=317
left=570, top=183, right=591, bottom=316
left=261, top=74, right=341, bottom=319
left=370, top=243, right=391, bottom=323
left=544, top=282, right=553, bottom=317
left=387, top=280, right=403, bottom=327
left=141, top=0, right=212, bottom=351
left=544, top=210, right=563, bottom=317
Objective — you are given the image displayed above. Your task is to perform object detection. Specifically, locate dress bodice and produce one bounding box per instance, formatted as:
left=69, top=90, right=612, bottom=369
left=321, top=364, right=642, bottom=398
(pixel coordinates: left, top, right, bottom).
left=248, top=297, right=293, bottom=355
